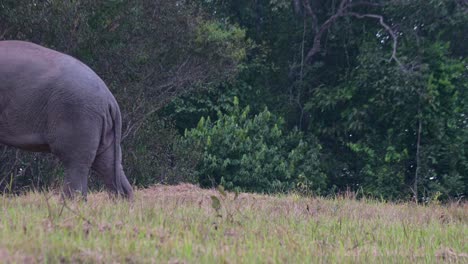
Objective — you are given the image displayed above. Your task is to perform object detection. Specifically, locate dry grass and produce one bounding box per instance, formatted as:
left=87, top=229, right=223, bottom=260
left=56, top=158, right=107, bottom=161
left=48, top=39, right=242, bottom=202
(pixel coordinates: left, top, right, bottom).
left=0, top=184, right=467, bottom=263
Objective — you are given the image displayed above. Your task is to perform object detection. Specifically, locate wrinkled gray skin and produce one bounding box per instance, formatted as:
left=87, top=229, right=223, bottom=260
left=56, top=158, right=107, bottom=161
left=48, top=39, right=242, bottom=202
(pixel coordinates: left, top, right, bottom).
left=0, top=41, right=133, bottom=200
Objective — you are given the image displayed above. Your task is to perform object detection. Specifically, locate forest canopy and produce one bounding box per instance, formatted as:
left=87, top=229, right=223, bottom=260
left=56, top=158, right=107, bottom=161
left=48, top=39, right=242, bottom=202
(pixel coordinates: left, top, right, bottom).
left=1, top=0, right=467, bottom=201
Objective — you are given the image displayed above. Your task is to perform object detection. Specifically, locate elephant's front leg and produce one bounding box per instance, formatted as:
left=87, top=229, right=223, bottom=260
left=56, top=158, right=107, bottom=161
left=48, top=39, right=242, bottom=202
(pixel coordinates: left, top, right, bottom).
left=62, top=164, right=91, bottom=199
left=49, top=115, right=101, bottom=200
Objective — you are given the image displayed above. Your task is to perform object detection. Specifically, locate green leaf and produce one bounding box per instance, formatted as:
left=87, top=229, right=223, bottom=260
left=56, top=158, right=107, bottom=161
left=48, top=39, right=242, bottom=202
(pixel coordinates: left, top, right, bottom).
left=210, top=196, right=222, bottom=212
left=217, top=185, right=227, bottom=198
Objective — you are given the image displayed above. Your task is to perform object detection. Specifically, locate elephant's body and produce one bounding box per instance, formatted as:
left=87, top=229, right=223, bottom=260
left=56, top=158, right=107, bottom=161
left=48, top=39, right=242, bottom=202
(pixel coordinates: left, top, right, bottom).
left=0, top=40, right=133, bottom=199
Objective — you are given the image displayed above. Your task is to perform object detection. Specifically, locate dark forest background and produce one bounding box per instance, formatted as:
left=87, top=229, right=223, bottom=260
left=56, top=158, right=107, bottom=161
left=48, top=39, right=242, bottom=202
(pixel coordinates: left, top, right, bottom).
left=1, top=0, right=467, bottom=202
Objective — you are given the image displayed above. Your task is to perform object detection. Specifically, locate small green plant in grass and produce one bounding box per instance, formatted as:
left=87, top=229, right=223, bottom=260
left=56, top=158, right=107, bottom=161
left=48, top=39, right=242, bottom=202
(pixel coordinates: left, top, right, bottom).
left=210, top=185, right=240, bottom=224
left=2, top=173, right=15, bottom=194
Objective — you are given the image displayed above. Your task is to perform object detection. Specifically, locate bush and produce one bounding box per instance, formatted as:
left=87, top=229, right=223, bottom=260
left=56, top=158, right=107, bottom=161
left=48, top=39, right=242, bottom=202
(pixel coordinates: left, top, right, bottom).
left=121, top=117, right=200, bottom=187
left=184, top=97, right=326, bottom=194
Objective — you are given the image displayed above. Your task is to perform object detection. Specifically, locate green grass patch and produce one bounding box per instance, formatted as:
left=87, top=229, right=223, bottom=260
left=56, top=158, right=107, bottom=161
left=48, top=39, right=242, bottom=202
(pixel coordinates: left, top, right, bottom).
left=0, top=184, right=466, bottom=263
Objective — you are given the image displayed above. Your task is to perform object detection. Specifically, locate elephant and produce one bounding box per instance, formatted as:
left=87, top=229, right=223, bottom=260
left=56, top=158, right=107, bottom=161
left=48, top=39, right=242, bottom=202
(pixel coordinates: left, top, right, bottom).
left=0, top=40, right=133, bottom=200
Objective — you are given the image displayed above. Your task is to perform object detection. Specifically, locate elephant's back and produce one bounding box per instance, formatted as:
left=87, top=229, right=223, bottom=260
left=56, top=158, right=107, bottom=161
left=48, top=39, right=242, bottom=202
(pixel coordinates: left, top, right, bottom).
left=0, top=40, right=63, bottom=75
left=0, top=41, right=114, bottom=104
left=0, top=40, right=83, bottom=70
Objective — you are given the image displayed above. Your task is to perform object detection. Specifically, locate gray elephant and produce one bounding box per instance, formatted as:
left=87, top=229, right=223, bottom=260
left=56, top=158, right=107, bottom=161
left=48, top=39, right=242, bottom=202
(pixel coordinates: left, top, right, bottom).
left=0, top=40, right=133, bottom=200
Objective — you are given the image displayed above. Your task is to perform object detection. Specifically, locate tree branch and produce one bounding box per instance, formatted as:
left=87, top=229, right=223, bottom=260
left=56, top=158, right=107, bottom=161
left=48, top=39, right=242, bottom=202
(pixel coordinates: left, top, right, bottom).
left=293, top=0, right=302, bottom=15
left=348, top=1, right=383, bottom=8
left=300, top=0, right=405, bottom=70
left=0, top=27, right=12, bottom=40
left=348, top=12, right=405, bottom=70
left=304, top=1, right=347, bottom=62
left=301, top=0, right=319, bottom=34
left=121, top=56, right=214, bottom=141
left=414, top=102, right=422, bottom=203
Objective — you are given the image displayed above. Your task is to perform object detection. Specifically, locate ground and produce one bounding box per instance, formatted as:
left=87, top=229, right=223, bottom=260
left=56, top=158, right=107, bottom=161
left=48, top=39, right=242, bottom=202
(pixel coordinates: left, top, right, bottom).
left=0, top=184, right=467, bottom=263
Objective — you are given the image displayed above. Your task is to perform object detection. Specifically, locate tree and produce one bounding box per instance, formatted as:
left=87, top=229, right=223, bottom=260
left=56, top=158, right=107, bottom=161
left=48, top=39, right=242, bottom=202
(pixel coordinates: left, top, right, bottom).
left=1, top=0, right=466, bottom=200
left=0, top=0, right=248, bottom=190
left=190, top=0, right=467, bottom=200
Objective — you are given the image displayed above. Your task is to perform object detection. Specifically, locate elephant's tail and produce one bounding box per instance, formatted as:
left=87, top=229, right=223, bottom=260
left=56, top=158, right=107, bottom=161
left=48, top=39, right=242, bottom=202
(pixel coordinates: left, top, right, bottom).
left=111, top=102, right=133, bottom=200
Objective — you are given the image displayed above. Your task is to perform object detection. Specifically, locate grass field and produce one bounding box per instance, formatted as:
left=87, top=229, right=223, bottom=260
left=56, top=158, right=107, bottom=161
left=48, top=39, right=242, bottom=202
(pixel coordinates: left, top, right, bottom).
left=0, top=184, right=466, bottom=263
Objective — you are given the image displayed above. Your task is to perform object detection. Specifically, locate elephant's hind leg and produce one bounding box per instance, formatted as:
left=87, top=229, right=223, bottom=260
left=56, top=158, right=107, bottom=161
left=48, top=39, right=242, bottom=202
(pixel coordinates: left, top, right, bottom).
left=92, top=145, right=133, bottom=199
left=91, top=146, right=116, bottom=192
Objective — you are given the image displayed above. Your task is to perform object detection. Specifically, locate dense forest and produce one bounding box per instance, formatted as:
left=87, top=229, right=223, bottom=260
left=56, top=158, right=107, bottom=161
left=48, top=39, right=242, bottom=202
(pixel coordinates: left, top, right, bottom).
left=1, top=0, right=467, bottom=201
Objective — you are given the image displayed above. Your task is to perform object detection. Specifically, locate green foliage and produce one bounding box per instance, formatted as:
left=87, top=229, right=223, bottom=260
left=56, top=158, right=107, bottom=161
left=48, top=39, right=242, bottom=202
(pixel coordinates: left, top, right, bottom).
left=416, top=42, right=468, bottom=200
left=121, top=117, right=199, bottom=187
left=304, top=35, right=467, bottom=200
left=195, top=21, right=249, bottom=63
left=0, top=0, right=246, bottom=192
left=163, top=42, right=275, bottom=133
left=184, top=98, right=326, bottom=193
left=1, top=0, right=466, bottom=201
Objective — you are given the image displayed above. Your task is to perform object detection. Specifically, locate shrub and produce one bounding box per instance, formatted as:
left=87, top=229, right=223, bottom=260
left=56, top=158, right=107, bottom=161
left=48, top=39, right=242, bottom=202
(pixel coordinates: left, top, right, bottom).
left=122, top=117, right=199, bottom=187
left=184, top=97, right=326, bottom=194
